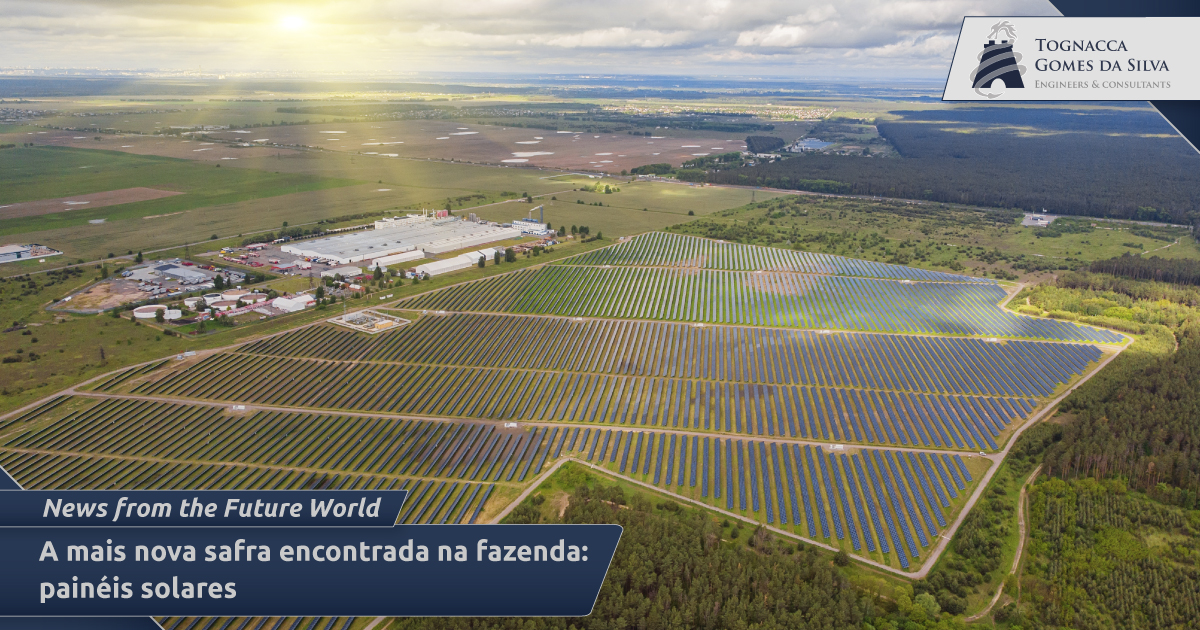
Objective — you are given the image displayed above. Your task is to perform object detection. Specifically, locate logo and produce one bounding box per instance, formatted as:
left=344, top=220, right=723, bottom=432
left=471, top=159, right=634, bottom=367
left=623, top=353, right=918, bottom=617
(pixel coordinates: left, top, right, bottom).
left=970, top=21, right=1027, bottom=98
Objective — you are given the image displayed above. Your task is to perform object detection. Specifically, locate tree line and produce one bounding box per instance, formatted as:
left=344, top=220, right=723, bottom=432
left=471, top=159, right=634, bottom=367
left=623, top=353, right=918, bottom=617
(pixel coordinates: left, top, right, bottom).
left=1088, top=253, right=1200, bottom=287
left=701, top=107, right=1200, bottom=225
left=392, top=482, right=878, bottom=630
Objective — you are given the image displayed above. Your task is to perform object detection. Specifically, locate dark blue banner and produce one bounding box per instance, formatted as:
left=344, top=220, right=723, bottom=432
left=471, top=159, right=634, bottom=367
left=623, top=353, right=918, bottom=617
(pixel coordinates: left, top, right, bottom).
left=0, top=491, right=408, bottom=528
left=0, top=524, right=621, bottom=616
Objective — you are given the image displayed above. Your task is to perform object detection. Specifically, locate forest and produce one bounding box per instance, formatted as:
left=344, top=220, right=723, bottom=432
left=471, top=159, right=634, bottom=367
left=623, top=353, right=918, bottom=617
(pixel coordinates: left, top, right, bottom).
left=745, top=136, right=786, bottom=154
left=1019, top=265, right=1200, bottom=505
left=1012, top=478, right=1200, bottom=629
left=1088, top=254, right=1200, bottom=287
left=704, top=107, right=1200, bottom=225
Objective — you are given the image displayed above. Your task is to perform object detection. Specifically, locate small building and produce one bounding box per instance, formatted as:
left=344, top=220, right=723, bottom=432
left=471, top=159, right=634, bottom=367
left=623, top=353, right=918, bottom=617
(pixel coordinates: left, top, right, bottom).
left=154, top=264, right=208, bottom=284
left=273, top=294, right=315, bottom=312
left=0, top=244, right=33, bottom=263
left=321, top=265, right=363, bottom=279
left=0, top=244, right=62, bottom=263
left=370, top=249, right=425, bottom=269
left=513, top=218, right=550, bottom=235
left=133, top=305, right=182, bottom=320
left=414, top=257, right=472, bottom=276
left=245, top=243, right=267, bottom=251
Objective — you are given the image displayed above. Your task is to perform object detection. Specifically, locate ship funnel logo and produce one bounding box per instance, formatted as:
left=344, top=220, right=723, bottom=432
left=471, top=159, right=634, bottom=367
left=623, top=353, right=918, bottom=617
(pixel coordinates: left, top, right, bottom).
left=969, top=20, right=1027, bottom=98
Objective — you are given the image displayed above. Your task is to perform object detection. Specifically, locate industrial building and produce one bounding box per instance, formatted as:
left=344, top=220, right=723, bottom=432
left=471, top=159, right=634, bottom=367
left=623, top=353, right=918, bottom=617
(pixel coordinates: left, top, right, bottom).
left=273, top=294, right=316, bottom=312
left=414, top=257, right=472, bottom=277
left=369, top=249, right=425, bottom=269
left=414, top=249, right=503, bottom=276
left=154, top=264, right=208, bottom=284
left=0, top=243, right=63, bottom=264
left=321, top=266, right=363, bottom=279
left=513, top=218, right=551, bottom=235
left=282, top=214, right=520, bottom=265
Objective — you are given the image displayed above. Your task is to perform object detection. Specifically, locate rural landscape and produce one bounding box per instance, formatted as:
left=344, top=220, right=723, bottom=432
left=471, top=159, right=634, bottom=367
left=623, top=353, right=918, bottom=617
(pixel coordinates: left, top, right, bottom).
left=5, top=3, right=1200, bottom=628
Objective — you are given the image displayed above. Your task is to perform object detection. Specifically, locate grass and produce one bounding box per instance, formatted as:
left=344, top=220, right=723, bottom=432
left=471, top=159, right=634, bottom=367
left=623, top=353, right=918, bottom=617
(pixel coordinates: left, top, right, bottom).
left=930, top=457, right=1032, bottom=619
left=670, top=194, right=1200, bottom=283
left=0, top=266, right=321, bottom=416
left=0, top=146, right=771, bottom=266
left=473, top=180, right=782, bottom=238
left=0, top=234, right=610, bottom=417
left=0, top=146, right=360, bottom=235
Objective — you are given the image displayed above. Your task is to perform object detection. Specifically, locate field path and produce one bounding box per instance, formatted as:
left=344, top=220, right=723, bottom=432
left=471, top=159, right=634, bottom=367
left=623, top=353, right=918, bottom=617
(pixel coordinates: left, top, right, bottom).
left=966, top=463, right=1042, bottom=622
left=47, top=389, right=1010, bottom=460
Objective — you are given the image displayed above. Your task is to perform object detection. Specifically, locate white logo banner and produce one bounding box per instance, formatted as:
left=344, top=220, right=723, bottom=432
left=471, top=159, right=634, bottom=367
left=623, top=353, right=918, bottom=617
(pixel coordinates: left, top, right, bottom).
left=942, top=17, right=1196, bottom=101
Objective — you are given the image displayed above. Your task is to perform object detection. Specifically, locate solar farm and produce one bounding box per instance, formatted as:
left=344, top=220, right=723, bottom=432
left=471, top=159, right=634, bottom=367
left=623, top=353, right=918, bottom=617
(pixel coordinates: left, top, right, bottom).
left=0, top=231, right=1125, bottom=574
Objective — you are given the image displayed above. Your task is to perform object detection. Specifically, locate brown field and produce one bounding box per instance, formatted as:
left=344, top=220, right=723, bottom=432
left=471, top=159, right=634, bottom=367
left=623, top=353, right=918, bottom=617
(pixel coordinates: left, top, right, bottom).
left=204, top=120, right=744, bottom=173
left=10, top=182, right=478, bottom=262
left=0, top=187, right=183, bottom=219
left=59, top=279, right=145, bottom=311
left=1, top=129, right=301, bottom=161
left=6, top=121, right=753, bottom=174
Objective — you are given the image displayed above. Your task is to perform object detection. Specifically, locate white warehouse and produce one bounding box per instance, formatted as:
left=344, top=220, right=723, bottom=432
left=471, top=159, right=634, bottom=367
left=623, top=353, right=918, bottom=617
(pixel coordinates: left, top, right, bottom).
left=283, top=214, right=521, bottom=265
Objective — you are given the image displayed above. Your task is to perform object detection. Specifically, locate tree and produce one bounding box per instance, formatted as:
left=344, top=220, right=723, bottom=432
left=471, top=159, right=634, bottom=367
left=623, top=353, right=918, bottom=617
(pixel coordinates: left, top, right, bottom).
left=914, top=592, right=940, bottom=619
left=505, top=248, right=517, bottom=263
left=493, top=251, right=501, bottom=265
left=154, top=309, right=164, bottom=323
left=214, top=275, right=225, bottom=290
left=135, top=251, right=143, bottom=263
left=373, top=266, right=384, bottom=281
left=477, top=256, right=485, bottom=268
left=315, top=285, right=325, bottom=301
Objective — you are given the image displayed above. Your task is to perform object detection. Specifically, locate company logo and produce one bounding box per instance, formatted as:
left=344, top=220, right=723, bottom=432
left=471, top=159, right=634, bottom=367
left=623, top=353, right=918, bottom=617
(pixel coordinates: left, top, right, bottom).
left=970, top=21, right=1027, bottom=98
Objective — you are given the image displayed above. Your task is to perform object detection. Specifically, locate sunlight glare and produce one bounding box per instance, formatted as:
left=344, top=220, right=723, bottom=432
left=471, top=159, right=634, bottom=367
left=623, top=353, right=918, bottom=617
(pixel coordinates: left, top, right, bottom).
left=279, top=15, right=307, bottom=31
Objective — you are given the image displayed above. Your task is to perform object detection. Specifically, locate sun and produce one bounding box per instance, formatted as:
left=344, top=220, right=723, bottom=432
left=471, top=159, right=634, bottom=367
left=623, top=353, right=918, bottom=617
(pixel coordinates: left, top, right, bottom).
left=279, top=15, right=307, bottom=31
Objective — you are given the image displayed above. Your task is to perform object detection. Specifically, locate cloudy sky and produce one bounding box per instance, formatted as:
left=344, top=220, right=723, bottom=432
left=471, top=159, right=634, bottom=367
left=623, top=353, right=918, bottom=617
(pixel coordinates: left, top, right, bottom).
left=2, top=0, right=1060, bottom=78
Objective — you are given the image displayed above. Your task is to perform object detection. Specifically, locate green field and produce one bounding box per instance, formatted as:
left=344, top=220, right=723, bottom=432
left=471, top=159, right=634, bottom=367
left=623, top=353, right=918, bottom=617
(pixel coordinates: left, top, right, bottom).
left=0, top=146, right=359, bottom=234
left=671, top=194, right=1200, bottom=282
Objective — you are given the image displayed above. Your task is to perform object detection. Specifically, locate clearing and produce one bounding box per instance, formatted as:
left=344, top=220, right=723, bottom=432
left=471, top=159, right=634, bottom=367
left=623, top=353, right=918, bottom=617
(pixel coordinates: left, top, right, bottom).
left=0, top=187, right=183, bottom=219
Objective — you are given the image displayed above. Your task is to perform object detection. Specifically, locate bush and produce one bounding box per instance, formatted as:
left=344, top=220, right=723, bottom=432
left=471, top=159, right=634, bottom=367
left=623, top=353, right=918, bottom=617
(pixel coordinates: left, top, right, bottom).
left=631, top=163, right=673, bottom=175
left=745, top=135, right=786, bottom=154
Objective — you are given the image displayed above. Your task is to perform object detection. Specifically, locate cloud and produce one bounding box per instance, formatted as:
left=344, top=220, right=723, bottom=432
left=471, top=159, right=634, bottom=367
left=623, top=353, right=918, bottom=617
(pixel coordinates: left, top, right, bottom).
left=0, top=0, right=1060, bottom=76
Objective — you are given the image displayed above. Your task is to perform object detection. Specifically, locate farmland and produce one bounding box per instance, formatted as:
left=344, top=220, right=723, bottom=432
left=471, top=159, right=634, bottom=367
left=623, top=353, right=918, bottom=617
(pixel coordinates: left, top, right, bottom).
left=0, top=229, right=1123, bottom=576
left=0, top=146, right=357, bottom=237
